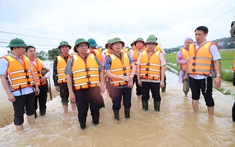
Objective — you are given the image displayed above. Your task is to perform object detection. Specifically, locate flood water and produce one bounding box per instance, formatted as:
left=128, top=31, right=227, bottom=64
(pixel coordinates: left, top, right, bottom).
left=0, top=69, right=235, bottom=146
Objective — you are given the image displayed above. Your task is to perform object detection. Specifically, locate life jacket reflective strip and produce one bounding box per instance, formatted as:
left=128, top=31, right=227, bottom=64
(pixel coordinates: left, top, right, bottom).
left=91, top=48, right=102, bottom=62
left=140, top=50, right=161, bottom=80
left=32, top=58, right=46, bottom=86
left=72, top=54, right=100, bottom=90
left=188, top=42, right=214, bottom=76
left=109, top=52, right=131, bottom=86
left=4, top=55, right=34, bottom=90
left=57, top=55, right=71, bottom=84
left=181, top=48, right=189, bottom=72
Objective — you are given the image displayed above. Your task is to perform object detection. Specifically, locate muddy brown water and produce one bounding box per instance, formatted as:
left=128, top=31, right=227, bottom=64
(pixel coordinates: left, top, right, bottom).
left=0, top=69, right=235, bottom=146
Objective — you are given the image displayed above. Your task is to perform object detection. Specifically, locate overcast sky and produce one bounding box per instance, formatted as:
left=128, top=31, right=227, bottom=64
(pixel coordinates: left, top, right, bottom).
left=0, top=0, right=234, bottom=55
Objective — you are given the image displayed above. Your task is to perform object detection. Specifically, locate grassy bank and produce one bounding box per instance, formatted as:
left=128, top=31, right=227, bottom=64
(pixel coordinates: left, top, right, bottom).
left=165, top=49, right=235, bottom=82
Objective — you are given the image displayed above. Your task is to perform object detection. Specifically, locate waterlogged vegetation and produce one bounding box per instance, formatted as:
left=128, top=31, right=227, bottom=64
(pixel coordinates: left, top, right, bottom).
left=165, top=49, right=235, bottom=95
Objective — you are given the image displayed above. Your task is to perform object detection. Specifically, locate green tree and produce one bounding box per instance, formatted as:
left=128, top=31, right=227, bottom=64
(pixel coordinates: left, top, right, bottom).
left=36, top=50, right=46, bottom=60
left=48, top=48, right=60, bottom=60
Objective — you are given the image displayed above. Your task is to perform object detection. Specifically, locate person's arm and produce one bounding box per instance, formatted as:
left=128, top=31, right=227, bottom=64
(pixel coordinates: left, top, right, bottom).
left=30, top=64, right=40, bottom=95
left=159, top=53, right=166, bottom=87
left=0, top=75, right=16, bottom=102
left=136, top=53, right=142, bottom=87
left=41, top=61, right=51, bottom=83
left=53, top=58, right=59, bottom=86
left=213, top=60, right=221, bottom=88
left=94, top=56, right=105, bottom=94
left=211, top=44, right=221, bottom=88
left=65, top=58, right=76, bottom=103
left=53, top=57, right=60, bottom=91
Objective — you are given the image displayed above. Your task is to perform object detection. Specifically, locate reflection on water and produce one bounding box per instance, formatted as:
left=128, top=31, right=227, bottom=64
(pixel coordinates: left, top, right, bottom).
left=0, top=71, right=235, bottom=147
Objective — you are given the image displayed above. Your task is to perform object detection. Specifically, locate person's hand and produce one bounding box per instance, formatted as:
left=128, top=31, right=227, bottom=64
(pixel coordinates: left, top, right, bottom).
left=214, top=76, right=221, bottom=88
left=56, top=86, right=60, bottom=92
left=160, top=81, right=165, bottom=88
left=138, top=80, right=142, bottom=87
left=123, top=76, right=132, bottom=82
left=128, top=80, right=133, bottom=88
left=40, top=76, right=47, bottom=83
left=100, top=86, right=105, bottom=95
left=35, top=87, right=40, bottom=95
left=183, top=74, right=188, bottom=81
left=8, top=93, right=16, bottom=102
left=69, top=92, right=76, bottom=103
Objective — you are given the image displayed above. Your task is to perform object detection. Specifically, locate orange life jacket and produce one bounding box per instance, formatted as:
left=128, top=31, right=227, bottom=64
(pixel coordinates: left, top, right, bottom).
left=4, top=55, right=34, bottom=90
left=90, top=48, right=102, bottom=62
left=129, top=48, right=134, bottom=54
left=105, top=49, right=112, bottom=56
left=32, top=58, right=47, bottom=86
left=132, top=50, right=141, bottom=65
left=57, top=55, right=71, bottom=84
left=123, top=48, right=129, bottom=53
left=139, top=50, right=161, bottom=80
left=72, top=53, right=100, bottom=90
left=181, top=48, right=189, bottom=72
left=188, top=42, right=215, bottom=76
left=233, top=54, right=235, bottom=72
left=155, top=45, right=162, bottom=52
left=109, top=52, right=131, bottom=87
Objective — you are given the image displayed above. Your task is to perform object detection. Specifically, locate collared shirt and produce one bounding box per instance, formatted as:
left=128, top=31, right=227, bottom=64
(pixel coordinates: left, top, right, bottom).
left=136, top=51, right=166, bottom=83
left=65, top=53, right=103, bottom=75
left=0, top=54, right=34, bottom=96
left=188, top=40, right=221, bottom=79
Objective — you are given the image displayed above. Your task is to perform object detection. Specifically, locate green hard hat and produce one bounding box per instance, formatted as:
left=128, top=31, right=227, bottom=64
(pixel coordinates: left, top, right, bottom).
left=7, top=38, right=26, bottom=47
left=105, top=39, right=112, bottom=48
left=110, top=37, right=125, bottom=49
left=73, top=38, right=90, bottom=53
left=134, top=37, right=145, bottom=45
left=149, top=34, right=157, bottom=40
left=58, top=41, right=71, bottom=49
left=145, top=35, right=158, bottom=45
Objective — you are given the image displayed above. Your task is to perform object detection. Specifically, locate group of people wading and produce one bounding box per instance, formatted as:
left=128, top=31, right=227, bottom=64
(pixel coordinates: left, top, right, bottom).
left=1, top=25, right=235, bottom=131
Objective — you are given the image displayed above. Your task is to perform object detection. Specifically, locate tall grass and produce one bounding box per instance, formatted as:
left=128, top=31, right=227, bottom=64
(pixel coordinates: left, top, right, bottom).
left=165, top=49, right=235, bottom=82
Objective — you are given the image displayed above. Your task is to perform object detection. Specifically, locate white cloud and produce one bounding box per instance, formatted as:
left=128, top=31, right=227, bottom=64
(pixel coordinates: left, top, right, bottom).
left=0, top=0, right=234, bottom=54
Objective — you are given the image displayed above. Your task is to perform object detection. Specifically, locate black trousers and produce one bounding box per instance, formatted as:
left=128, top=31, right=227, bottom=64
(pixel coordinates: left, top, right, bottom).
left=133, top=75, right=142, bottom=96
left=141, top=82, right=161, bottom=102
left=109, top=86, right=132, bottom=111
left=189, top=76, right=214, bottom=107
left=36, top=84, right=48, bottom=111
left=12, top=92, right=36, bottom=125
left=74, top=87, right=102, bottom=122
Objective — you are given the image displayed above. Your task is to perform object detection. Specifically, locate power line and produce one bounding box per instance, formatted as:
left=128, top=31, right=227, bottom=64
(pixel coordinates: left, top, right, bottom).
left=162, top=0, right=225, bottom=45
left=0, top=31, right=72, bottom=42
left=208, top=6, right=235, bottom=25
left=0, top=39, right=58, bottom=47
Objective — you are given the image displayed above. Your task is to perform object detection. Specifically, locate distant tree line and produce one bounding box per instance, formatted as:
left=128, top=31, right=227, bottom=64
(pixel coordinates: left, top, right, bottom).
left=164, top=37, right=235, bottom=54
left=36, top=48, right=60, bottom=60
